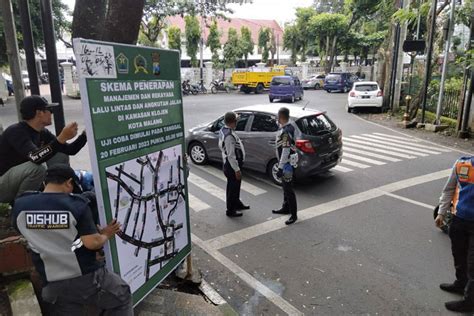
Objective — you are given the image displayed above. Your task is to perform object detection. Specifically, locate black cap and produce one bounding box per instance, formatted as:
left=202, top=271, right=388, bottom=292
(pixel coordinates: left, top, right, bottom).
left=20, top=95, right=57, bottom=120
left=45, top=164, right=82, bottom=193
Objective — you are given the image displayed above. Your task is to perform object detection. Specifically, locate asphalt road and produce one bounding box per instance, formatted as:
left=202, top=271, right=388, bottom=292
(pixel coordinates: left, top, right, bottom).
left=0, top=89, right=468, bottom=315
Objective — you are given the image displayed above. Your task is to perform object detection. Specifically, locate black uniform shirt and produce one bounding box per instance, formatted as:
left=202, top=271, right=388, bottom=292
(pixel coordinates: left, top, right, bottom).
left=12, top=192, right=102, bottom=284
left=0, top=122, right=87, bottom=176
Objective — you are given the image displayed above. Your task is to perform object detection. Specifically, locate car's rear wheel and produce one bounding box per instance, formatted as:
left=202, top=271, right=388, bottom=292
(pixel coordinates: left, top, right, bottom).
left=343, top=87, right=349, bottom=93
left=189, top=142, right=208, bottom=165
left=267, top=159, right=282, bottom=186
left=314, top=83, right=320, bottom=90
left=326, top=90, right=331, bottom=93
left=255, top=83, right=264, bottom=94
left=299, top=94, right=303, bottom=101
left=290, top=95, right=295, bottom=103
left=269, top=97, right=274, bottom=103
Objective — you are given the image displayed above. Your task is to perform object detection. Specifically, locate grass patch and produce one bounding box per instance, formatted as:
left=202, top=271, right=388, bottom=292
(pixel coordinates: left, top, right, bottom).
left=417, top=110, right=457, bottom=129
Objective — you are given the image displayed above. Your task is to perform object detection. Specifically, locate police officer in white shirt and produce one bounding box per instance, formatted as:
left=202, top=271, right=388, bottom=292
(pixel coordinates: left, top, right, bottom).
left=219, top=112, right=249, bottom=217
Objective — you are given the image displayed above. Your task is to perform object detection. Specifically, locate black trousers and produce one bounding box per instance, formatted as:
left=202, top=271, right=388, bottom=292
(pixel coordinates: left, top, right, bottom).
left=282, top=176, right=297, bottom=218
left=449, top=216, right=474, bottom=299
left=223, top=160, right=243, bottom=212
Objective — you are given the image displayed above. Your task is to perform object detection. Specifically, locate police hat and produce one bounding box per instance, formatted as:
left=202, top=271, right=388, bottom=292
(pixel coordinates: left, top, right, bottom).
left=20, top=95, right=57, bottom=120
left=45, top=164, right=82, bottom=193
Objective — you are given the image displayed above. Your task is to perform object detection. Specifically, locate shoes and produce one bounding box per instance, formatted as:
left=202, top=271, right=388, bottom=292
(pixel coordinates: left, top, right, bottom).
left=237, top=203, right=250, bottom=210
left=440, top=282, right=465, bottom=295
left=285, top=216, right=297, bottom=225
left=272, top=208, right=290, bottom=215
left=226, top=211, right=243, bottom=217
left=445, top=299, right=474, bottom=312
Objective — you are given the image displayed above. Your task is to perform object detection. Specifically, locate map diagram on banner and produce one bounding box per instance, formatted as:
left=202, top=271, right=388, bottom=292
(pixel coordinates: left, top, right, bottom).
left=105, top=145, right=188, bottom=291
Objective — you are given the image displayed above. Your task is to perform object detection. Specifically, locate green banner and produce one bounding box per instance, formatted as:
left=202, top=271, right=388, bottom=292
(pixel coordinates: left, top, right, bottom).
left=74, top=39, right=190, bottom=306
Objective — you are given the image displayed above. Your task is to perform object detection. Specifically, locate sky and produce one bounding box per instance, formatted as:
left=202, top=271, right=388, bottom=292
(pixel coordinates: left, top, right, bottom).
left=62, top=0, right=314, bottom=25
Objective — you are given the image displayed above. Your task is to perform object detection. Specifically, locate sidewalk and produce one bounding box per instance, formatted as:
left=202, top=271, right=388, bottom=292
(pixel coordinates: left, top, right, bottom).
left=359, top=112, right=474, bottom=155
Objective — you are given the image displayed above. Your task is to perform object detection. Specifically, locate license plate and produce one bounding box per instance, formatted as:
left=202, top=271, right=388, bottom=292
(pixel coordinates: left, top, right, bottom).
left=362, top=96, right=370, bottom=99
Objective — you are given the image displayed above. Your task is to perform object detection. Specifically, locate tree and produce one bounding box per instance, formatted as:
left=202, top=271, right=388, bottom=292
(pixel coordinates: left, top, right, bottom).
left=240, top=26, right=254, bottom=67
left=268, top=30, right=277, bottom=66
left=283, top=24, right=301, bottom=66
left=167, top=26, right=182, bottom=52
left=223, top=28, right=242, bottom=75
left=0, top=0, right=70, bottom=67
left=185, top=15, right=200, bottom=67
left=207, top=20, right=221, bottom=66
left=313, top=0, right=345, bottom=13
left=295, top=7, right=316, bottom=62
left=140, top=0, right=233, bottom=45
left=258, top=27, right=270, bottom=64
left=309, top=12, right=348, bottom=73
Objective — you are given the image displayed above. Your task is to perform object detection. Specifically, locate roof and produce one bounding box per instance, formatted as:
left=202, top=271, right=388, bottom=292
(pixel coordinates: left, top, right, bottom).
left=165, top=16, right=284, bottom=45
left=234, top=104, right=324, bottom=119
left=353, top=81, right=379, bottom=85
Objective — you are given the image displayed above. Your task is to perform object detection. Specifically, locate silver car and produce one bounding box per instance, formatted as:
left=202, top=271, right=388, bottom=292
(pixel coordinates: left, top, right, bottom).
left=301, top=74, right=325, bottom=90
left=186, top=104, right=343, bottom=184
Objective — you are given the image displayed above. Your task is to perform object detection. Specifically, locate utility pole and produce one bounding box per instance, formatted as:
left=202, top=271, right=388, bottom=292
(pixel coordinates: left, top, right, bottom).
left=389, top=23, right=401, bottom=111
left=40, top=0, right=65, bottom=135
left=0, top=0, right=25, bottom=121
left=199, top=0, right=205, bottom=88
left=18, top=0, right=40, bottom=96
left=420, top=0, right=438, bottom=124
left=435, top=0, right=455, bottom=125
left=393, top=0, right=409, bottom=111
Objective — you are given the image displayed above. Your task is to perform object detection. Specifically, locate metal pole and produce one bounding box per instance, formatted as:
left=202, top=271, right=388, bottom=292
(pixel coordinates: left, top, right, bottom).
left=435, top=0, right=455, bottom=125
left=199, top=2, right=204, bottom=88
left=420, top=0, right=438, bottom=124
left=40, top=0, right=65, bottom=135
left=389, top=23, right=401, bottom=111
left=0, top=0, right=25, bottom=121
left=459, top=70, right=474, bottom=138
left=18, top=0, right=40, bottom=96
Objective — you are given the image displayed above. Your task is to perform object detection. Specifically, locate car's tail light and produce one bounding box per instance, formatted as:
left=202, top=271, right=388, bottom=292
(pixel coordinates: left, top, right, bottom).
left=377, top=90, right=383, bottom=97
left=296, top=140, right=315, bottom=153
left=349, top=91, right=355, bottom=97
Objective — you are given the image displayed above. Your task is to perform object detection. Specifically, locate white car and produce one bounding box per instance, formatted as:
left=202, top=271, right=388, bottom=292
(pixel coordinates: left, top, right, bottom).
left=347, top=81, right=383, bottom=113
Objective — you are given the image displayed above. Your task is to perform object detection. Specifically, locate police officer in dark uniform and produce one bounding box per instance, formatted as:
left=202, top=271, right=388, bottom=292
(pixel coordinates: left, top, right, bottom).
left=12, top=164, right=133, bottom=315
left=272, top=107, right=298, bottom=225
left=219, top=112, right=249, bottom=217
left=436, top=156, right=474, bottom=313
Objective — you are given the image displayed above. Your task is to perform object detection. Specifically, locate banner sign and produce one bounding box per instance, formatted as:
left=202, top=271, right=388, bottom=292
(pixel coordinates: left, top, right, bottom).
left=73, top=38, right=190, bottom=305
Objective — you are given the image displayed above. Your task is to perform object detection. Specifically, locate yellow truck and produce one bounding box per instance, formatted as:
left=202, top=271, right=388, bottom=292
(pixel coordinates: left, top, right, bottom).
left=231, top=65, right=291, bottom=94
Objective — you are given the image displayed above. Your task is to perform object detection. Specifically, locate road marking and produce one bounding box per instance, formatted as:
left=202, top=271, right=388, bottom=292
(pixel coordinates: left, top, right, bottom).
left=344, top=137, right=428, bottom=157
left=193, top=165, right=267, bottom=196
left=340, top=158, right=370, bottom=169
left=188, top=173, right=226, bottom=202
left=342, top=153, right=386, bottom=165
left=363, top=134, right=451, bottom=152
left=192, top=234, right=303, bottom=316
left=352, top=115, right=474, bottom=156
left=351, top=135, right=442, bottom=155
left=383, top=192, right=435, bottom=209
left=188, top=193, right=210, bottom=212
left=205, top=169, right=451, bottom=250
left=343, top=147, right=402, bottom=162
left=343, top=142, right=417, bottom=159
left=372, top=132, right=418, bottom=141
left=332, top=165, right=353, bottom=173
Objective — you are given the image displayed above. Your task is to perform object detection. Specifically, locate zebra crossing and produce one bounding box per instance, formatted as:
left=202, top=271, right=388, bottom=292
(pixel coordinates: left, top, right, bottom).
left=185, top=132, right=452, bottom=212
left=338, top=132, right=451, bottom=173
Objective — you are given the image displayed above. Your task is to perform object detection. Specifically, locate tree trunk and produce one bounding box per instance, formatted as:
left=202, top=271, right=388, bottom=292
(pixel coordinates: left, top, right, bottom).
left=72, top=0, right=107, bottom=40
left=101, top=0, right=145, bottom=44
left=325, top=36, right=330, bottom=66
left=326, top=36, right=337, bottom=74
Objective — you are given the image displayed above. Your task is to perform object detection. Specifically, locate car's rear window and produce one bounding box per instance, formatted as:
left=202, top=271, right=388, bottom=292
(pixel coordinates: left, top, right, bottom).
left=296, top=114, right=337, bottom=136
left=271, top=77, right=291, bottom=86
left=355, top=84, right=378, bottom=92
left=326, top=74, right=341, bottom=80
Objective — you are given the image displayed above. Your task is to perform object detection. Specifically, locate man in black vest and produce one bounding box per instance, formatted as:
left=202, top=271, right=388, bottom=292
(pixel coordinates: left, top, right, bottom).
left=219, top=112, right=249, bottom=217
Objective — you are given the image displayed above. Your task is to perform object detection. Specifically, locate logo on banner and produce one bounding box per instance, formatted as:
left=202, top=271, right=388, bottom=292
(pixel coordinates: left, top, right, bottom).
left=152, top=53, right=161, bottom=76
left=134, top=55, right=148, bottom=74
left=116, top=53, right=129, bottom=74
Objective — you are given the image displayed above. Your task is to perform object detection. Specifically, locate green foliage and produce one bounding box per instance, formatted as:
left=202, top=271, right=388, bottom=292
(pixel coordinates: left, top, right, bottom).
left=240, top=26, right=254, bottom=67
left=283, top=24, right=301, bottom=65
left=223, top=27, right=242, bottom=68
left=295, top=7, right=316, bottom=61
left=167, top=26, right=182, bottom=52
left=313, top=0, right=345, bottom=13
left=206, top=20, right=221, bottom=67
left=185, top=15, right=201, bottom=67
left=0, top=0, right=71, bottom=67
left=456, top=0, right=473, bottom=27
left=258, top=27, right=270, bottom=63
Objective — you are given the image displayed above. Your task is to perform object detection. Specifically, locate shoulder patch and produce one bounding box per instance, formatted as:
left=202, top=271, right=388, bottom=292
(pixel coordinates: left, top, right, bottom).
left=25, top=211, right=70, bottom=229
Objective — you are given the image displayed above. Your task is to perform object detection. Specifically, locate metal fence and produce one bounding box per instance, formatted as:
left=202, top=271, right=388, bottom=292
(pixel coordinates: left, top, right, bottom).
left=426, top=89, right=461, bottom=120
